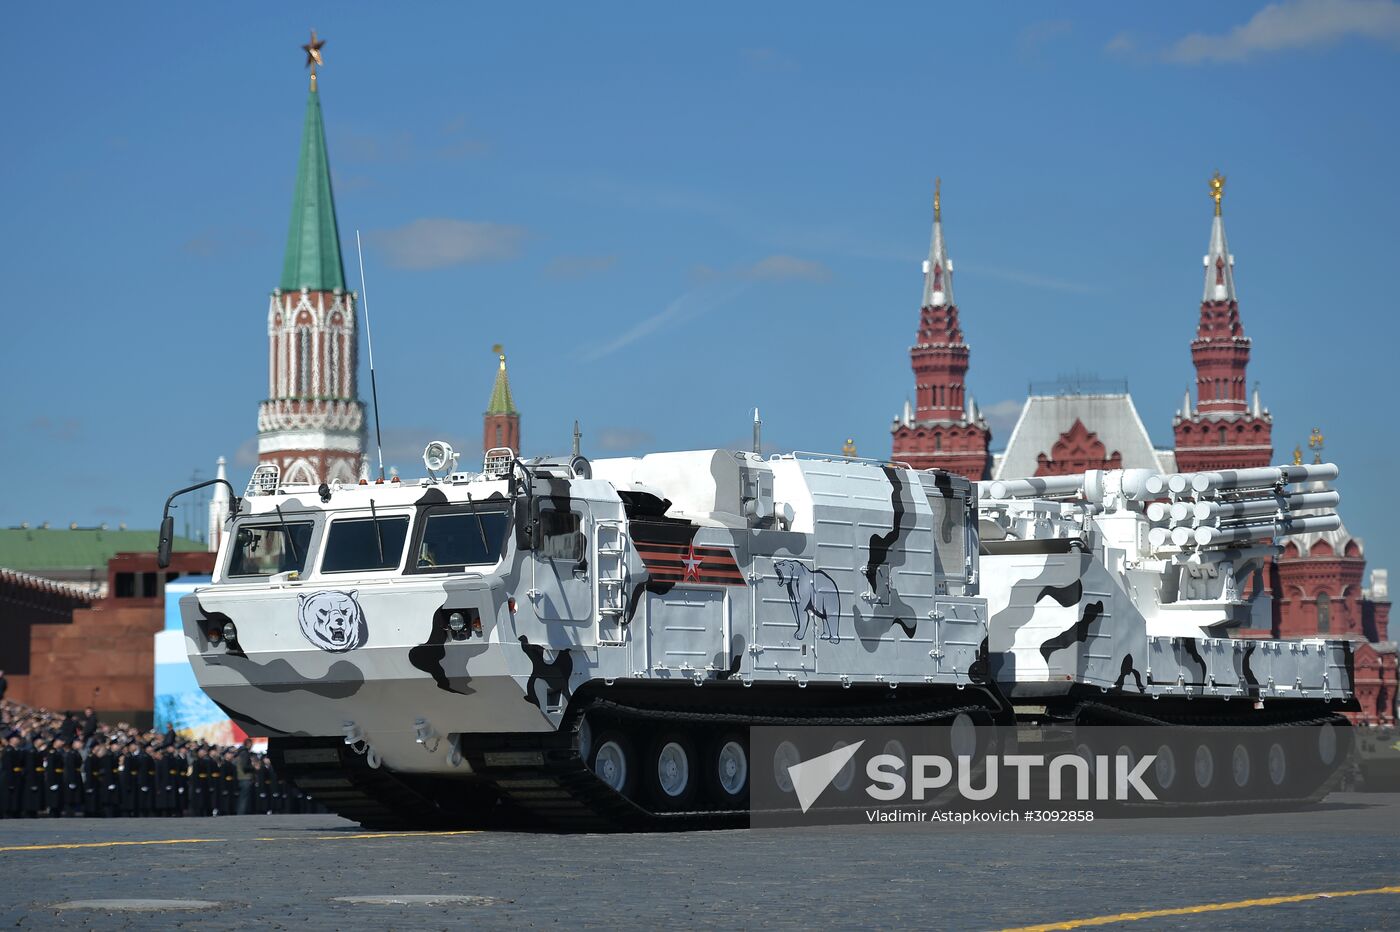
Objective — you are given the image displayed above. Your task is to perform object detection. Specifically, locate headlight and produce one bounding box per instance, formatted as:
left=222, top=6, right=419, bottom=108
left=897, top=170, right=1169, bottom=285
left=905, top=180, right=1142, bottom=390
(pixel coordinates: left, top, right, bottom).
left=447, top=612, right=467, bottom=634
left=222, top=621, right=238, bottom=645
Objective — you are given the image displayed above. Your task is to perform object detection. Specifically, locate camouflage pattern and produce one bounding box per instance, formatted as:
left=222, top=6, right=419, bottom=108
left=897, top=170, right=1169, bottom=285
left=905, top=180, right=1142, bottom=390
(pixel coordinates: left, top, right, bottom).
left=182, top=451, right=988, bottom=776
left=980, top=467, right=1354, bottom=703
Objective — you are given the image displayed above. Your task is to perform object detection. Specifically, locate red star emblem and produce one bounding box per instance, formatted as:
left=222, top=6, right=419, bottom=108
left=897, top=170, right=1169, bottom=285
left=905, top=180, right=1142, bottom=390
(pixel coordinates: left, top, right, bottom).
left=682, top=543, right=703, bottom=582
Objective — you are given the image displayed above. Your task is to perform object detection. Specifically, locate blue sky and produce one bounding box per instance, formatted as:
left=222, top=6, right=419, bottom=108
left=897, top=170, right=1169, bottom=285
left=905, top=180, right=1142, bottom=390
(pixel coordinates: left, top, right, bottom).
left=1, top=2, right=1397, bottom=577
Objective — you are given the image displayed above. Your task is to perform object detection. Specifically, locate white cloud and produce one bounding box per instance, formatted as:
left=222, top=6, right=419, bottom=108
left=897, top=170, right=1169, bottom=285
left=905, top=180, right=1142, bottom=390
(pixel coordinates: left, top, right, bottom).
left=1019, top=20, right=1073, bottom=50
left=741, top=255, right=832, bottom=282
left=577, top=293, right=700, bottom=362
left=593, top=427, right=656, bottom=453
left=957, top=261, right=1100, bottom=295
left=981, top=399, right=1025, bottom=438
left=371, top=219, right=527, bottom=270
left=27, top=416, right=82, bottom=443
left=579, top=284, right=749, bottom=362
left=545, top=254, right=619, bottom=280
left=233, top=436, right=260, bottom=468
left=1164, top=0, right=1400, bottom=62
left=1104, top=33, right=1137, bottom=57
left=693, top=255, right=832, bottom=284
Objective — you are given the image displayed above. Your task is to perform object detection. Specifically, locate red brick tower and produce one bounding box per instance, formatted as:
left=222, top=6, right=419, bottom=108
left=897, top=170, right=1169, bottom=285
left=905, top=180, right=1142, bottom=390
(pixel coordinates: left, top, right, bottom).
left=257, top=33, right=365, bottom=486
left=891, top=181, right=990, bottom=478
left=1273, top=432, right=1396, bottom=724
left=1172, top=173, right=1272, bottom=471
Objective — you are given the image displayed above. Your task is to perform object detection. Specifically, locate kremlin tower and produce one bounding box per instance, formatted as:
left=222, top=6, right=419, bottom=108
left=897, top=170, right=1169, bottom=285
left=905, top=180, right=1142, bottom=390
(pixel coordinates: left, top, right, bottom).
left=256, top=32, right=366, bottom=486
left=891, top=181, right=991, bottom=478
left=1171, top=173, right=1272, bottom=471
left=483, top=346, right=521, bottom=455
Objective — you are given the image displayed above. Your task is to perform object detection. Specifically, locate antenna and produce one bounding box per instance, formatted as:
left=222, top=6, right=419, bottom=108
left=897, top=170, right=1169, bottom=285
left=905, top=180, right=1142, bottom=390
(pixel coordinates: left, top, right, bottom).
left=356, top=230, right=386, bottom=481
left=752, top=407, right=762, bottom=454
left=572, top=420, right=582, bottom=458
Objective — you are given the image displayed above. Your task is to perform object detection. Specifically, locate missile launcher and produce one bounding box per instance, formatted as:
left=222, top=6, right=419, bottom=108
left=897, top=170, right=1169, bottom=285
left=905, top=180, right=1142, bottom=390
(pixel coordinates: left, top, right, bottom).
left=160, top=450, right=1357, bottom=829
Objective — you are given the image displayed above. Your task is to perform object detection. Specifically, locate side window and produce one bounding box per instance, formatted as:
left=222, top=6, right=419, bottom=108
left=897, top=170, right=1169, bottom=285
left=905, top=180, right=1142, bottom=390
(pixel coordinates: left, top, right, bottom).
left=321, top=516, right=410, bottom=573
left=227, top=522, right=314, bottom=577
left=539, top=508, right=585, bottom=562
left=413, top=507, right=510, bottom=572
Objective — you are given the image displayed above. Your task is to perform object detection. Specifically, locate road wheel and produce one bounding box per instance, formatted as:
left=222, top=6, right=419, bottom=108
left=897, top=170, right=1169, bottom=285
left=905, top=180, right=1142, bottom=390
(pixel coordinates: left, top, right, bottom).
left=708, top=733, right=750, bottom=809
left=772, top=739, right=801, bottom=795
left=646, top=732, right=699, bottom=810
left=1318, top=721, right=1339, bottom=766
left=1231, top=742, right=1253, bottom=791
left=576, top=714, right=594, bottom=764
left=589, top=730, right=637, bottom=799
left=949, top=712, right=980, bottom=759
left=1267, top=740, right=1288, bottom=791
left=1153, top=743, right=1178, bottom=799
left=1193, top=742, right=1216, bottom=793
left=829, top=739, right=860, bottom=796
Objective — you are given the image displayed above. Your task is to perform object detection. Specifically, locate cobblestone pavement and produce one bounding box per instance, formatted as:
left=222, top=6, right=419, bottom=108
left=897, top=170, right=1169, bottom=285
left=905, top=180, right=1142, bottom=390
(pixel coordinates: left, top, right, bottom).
left=1, top=794, right=1398, bottom=930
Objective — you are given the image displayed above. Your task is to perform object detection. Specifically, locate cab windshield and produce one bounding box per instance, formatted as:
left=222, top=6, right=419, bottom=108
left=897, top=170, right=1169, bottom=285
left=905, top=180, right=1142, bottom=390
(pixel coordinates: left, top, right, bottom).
left=227, top=521, right=314, bottom=577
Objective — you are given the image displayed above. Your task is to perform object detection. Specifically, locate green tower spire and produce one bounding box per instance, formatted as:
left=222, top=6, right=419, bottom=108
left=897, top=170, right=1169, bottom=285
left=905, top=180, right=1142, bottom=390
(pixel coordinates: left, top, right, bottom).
left=487, top=348, right=518, bottom=415
left=280, top=86, right=346, bottom=292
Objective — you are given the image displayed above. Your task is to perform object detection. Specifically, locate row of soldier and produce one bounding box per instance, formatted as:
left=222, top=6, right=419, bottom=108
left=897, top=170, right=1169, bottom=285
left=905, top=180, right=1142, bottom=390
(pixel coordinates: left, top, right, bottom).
left=1, top=700, right=321, bottom=818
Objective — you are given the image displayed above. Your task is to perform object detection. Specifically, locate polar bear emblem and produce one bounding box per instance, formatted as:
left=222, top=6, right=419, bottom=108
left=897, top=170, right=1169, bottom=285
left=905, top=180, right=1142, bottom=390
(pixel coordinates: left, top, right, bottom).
left=297, top=590, right=368, bottom=652
left=774, top=560, right=841, bottom=643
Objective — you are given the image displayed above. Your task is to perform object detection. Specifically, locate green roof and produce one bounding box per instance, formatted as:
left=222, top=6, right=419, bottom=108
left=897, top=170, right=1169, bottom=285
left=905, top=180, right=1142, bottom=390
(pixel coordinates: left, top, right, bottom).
left=280, top=87, right=346, bottom=293
left=486, top=354, right=518, bottom=415
left=0, top=528, right=204, bottom=572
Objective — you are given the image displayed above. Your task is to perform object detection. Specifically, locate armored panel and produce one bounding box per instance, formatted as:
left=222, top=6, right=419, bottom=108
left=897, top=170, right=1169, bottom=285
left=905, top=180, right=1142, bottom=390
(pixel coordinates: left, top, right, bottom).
left=752, top=555, right=821, bottom=676
left=646, top=586, right=729, bottom=677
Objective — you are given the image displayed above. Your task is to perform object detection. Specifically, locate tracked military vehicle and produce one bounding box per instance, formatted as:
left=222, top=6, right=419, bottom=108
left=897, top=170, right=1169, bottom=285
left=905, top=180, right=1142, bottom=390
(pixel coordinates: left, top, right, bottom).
left=158, top=448, right=1356, bottom=829
left=978, top=462, right=1356, bottom=803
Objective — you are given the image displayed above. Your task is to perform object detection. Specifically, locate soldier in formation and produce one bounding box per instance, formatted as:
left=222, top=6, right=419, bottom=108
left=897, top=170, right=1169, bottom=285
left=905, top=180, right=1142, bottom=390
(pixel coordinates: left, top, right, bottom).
left=0, top=698, right=319, bottom=818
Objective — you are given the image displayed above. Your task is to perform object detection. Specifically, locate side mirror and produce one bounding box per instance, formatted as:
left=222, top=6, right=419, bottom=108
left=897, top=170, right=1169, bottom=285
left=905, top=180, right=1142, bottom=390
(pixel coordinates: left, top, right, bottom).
left=157, top=514, right=175, bottom=569
left=514, top=495, right=536, bottom=551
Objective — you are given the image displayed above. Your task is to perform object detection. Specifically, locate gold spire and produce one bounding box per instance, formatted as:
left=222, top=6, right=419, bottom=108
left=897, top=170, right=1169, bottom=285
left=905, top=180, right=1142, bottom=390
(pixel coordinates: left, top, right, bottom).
left=1209, top=171, right=1225, bottom=217
left=933, top=177, right=942, bottom=223
left=1308, top=426, right=1325, bottom=464
left=1292, top=445, right=1303, bottom=466
left=303, top=29, right=326, bottom=91
left=842, top=438, right=858, bottom=458
left=487, top=345, right=516, bottom=415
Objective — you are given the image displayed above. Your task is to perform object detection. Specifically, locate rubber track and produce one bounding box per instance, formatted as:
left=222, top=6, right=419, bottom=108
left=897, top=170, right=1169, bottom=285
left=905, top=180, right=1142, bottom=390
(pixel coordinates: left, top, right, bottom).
left=276, top=692, right=1001, bottom=833
left=269, top=738, right=488, bottom=831
left=1067, top=700, right=1354, bottom=809
left=480, top=695, right=998, bottom=832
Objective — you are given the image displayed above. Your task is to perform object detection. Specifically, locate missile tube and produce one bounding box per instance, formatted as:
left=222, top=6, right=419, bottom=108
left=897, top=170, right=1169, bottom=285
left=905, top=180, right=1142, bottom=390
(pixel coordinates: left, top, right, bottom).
left=1193, top=489, right=1340, bottom=523
left=1192, top=513, right=1342, bottom=548
left=1187, top=463, right=1338, bottom=495
left=985, top=475, right=1086, bottom=500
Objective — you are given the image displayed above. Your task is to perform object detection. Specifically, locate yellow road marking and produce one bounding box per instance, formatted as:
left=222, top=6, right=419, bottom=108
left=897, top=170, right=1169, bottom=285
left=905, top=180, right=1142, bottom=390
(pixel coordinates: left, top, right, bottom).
left=1003, top=883, right=1400, bottom=931
left=0, top=838, right=221, bottom=853
left=0, top=829, right=479, bottom=854
left=257, top=830, right=481, bottom=842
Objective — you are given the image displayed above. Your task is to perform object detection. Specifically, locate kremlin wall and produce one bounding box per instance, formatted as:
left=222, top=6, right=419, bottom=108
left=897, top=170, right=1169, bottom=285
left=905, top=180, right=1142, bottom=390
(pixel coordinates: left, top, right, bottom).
left=0, top=51, right=1391, bottom=728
